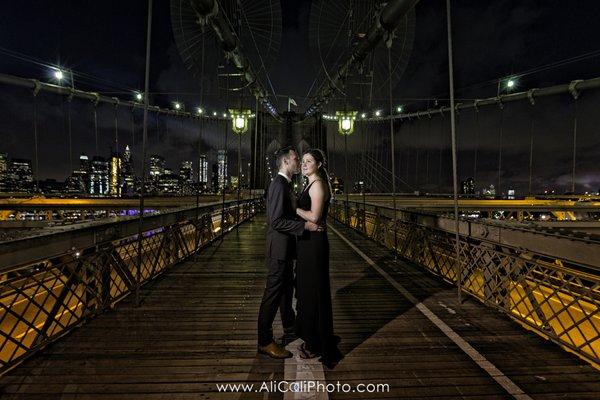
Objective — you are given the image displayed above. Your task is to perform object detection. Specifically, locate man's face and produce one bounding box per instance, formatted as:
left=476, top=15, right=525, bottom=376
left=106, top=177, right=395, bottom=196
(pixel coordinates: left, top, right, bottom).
left=286, top=150, right=301, bottom=175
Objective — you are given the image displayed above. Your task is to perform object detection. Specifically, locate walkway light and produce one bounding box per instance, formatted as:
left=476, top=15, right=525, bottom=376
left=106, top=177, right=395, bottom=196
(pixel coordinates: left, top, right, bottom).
left=213, top=111, right=217, bottom=116
left=53, top=69, right=64, bottom=81
left=507, top=79, right=515, bottom=88
left=197, top=107, right=203, bottom=115
left=336, top=111, right=358, bottom=135
left=134, top=92, right=143, bottom=101
left=229, top=109, right=252, bottom=134
left=375, top=110, right=381, bottom=117
left=173, top=102, right=181, bottom=110
left=361, top=113, right=367, bottom=119
left=396, top=105, right=403, bottom=113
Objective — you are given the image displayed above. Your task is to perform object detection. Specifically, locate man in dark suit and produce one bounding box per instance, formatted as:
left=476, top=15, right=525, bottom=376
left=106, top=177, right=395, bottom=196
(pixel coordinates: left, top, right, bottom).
left=257, top=146, right=320, bottom=359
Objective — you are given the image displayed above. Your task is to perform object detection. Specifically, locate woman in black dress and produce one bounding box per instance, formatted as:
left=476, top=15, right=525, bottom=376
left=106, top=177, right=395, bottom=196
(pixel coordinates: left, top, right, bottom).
left=294, top=149, right=342, bottom=367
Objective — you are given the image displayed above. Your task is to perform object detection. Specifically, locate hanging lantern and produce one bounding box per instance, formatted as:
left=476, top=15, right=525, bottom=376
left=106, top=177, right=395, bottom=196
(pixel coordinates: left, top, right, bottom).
left=229, top=109, right=252, bottom=134
left=336, top=111, right=358, bottom=135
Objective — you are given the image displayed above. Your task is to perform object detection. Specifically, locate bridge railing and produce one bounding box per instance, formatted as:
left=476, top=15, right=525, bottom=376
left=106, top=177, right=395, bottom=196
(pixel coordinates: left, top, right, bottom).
left=0, top=197, right=262, bottom=374
left=331, top=199, right=600, bottom=367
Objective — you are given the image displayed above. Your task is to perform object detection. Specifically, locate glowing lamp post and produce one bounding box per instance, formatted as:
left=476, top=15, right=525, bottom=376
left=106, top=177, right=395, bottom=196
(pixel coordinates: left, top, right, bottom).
left=229, top=109, right=253, bottom=223
left=336, top=111, right=357, bottom=135
left=229, top=109, right=252, bottom=134
left=335, top=111, right=357, bottom=222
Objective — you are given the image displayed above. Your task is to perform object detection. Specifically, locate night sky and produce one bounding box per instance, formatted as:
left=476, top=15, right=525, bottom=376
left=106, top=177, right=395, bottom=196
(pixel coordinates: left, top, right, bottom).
left=1, top=0, right=599, bottom=194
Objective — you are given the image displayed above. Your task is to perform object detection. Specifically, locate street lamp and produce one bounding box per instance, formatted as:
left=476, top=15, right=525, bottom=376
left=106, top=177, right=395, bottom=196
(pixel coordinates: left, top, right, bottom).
left=336, top=110, right=357, bottom=224
left=361, top=112, right=367, bottom=119
left=375, top=110, right=381, bottom=117
left=54, top=69, right=64, bottom=81
left=396, top=105, right=403, bottom=113
left=229, top=109, right=252, bottom=134
left=173, top=102, right=181, bottom=110
left=507, top=79, right=515, bottom=89
left=336, top=111, right=357, bottom=135
left=134, top=92, right=143, bottom=102
left=197, top=107, right=203, bottom=115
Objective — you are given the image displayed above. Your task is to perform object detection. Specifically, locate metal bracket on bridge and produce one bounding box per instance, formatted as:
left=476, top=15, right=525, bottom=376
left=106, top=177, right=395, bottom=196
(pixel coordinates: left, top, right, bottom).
left=92, top=93, right=100, bottom=107
left=527, top=89, right=537, bottom=106
left=112, top=97, right=120, bottom=108
left=569, top=80, right=584, bottom=100
left=32, top=79, right=41, bottom=97
left=473, top=99, right=481, bottom=113
left=68, top=88, right=75, bottom=102
left=455, top=102, right=462, bottom=115
left=496, top=96, right=504, bottom=110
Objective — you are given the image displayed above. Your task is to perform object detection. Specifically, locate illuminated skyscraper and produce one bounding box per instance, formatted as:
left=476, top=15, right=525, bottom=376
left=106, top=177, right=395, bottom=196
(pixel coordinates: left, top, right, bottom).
left=217, top=150, right=227, bottom=192
left=121, top=145, right=135, bottom=195
left=179, top=161, right=193, bottom=184
left=179, top=160, right=194, bottom=195
left=0, top=153, right=7, bottom=192
left=8, top=158, right=34, bottom=193
left=109, top=153, right=122, bottom=197
left=78, top=154, right=91, bottom=193
left=149, top=155, right=165, bottom=179
left=198, top=155, right=208, bottom=184
left=90, top=156, right=109, bottom=196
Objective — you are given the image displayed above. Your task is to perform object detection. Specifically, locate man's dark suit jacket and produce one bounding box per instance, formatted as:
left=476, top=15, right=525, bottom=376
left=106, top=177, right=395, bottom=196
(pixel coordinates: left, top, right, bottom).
left=266, top=174, right=305, bottom=260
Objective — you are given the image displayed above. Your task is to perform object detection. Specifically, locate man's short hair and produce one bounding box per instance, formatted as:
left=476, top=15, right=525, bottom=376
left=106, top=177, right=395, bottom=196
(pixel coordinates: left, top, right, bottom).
left=275, top=146, right=295, bottom=169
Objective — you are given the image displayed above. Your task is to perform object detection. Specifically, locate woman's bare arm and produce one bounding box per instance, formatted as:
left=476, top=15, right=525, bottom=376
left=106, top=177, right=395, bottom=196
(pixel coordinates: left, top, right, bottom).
left=296, top=180, right=326, bottom=223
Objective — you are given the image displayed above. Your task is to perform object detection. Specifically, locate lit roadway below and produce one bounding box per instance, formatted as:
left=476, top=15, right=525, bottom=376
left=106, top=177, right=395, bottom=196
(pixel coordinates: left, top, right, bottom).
left=345, top=194, right=600, bottom=212
left=0, top=195, right=243, bottom=210
left=1, top=194, right=600, bottom=212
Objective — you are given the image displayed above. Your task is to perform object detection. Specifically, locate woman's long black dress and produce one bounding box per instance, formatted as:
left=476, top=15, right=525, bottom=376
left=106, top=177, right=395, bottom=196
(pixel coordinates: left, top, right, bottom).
left=295, top=181, right=341, bottom=365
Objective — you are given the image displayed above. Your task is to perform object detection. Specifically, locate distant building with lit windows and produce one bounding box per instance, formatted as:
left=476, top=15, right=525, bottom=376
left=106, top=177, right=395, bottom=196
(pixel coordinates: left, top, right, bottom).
left=150, top=155, right=165, bottom=179
left=109, top=153, right=122, bottom=197
left=199, top=155, right=208, bottom=185
left=121, top=145, right=135, bottom=195
left=0, top=153, right=7, bottom=192
left=89, top=156, right=109, bottom=196
left=217, top=150, right=227, bottom=192
left=8, top=158, right=34, bottom=193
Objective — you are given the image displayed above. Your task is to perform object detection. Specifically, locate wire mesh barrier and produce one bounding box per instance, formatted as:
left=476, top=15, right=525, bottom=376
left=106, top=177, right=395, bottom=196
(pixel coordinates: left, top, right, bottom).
left=331, top=199, right=600, bottom=367
left=0, top=198, right=262, bottom=374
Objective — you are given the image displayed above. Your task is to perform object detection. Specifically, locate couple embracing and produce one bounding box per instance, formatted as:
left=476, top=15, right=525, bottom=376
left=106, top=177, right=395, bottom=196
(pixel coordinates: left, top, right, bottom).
left=257, top=146, right=342, bottom=368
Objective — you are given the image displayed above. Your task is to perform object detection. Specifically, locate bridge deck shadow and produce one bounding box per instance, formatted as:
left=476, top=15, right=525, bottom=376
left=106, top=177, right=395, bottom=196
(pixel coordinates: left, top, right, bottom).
left=0, top=215, right=599, bottom=399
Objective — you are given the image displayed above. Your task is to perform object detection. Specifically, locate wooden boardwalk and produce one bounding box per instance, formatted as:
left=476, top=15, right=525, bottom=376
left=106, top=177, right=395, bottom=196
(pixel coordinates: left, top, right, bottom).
left=1, top=215, right=600, bottom=399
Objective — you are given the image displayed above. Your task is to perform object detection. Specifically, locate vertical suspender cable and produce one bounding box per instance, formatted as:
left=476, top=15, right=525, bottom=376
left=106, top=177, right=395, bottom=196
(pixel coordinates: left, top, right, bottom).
left=67, top=93, right=73, bottom=175
left=93, top=101, right=99, bottom=156
left=131, top=106, right=135, bottom=146
left=571, top=99, right=578, bottom=193
left=387, top=47, right=398, bottom=257
left=446, top=0, right=461, bottom=302
left=32, top=86, right=40, bottom=193
left=253, top=98, right=258, bottom=189
left=438, top=113, right=443, bottom=192
left=473, top=106, right=479, bottom=184
left=528, top=106, right=535, bottom=195
left=196, top=30, right=206, bottom=228
left=221, top=76, right=230, bottom=240
left=497, top=104, right=504, bottom=195
left=136, top=0, right=153, bottom=306
left=415, top=119, right=419, bottom=189
left=114, top=102, right=119, bottom=153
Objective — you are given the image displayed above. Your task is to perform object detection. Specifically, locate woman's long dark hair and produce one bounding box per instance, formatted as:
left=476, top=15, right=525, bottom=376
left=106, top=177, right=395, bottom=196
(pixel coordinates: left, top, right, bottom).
left=303, top=148, right=333, bottom=202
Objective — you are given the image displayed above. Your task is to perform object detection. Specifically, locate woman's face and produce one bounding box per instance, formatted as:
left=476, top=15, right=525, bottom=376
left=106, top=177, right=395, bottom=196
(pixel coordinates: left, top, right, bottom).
left=301, top=153, right=321, bottom=177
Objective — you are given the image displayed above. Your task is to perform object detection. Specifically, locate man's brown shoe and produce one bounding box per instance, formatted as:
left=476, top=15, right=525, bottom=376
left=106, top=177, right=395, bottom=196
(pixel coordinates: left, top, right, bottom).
left=258, top=342, right=292, bottom=359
